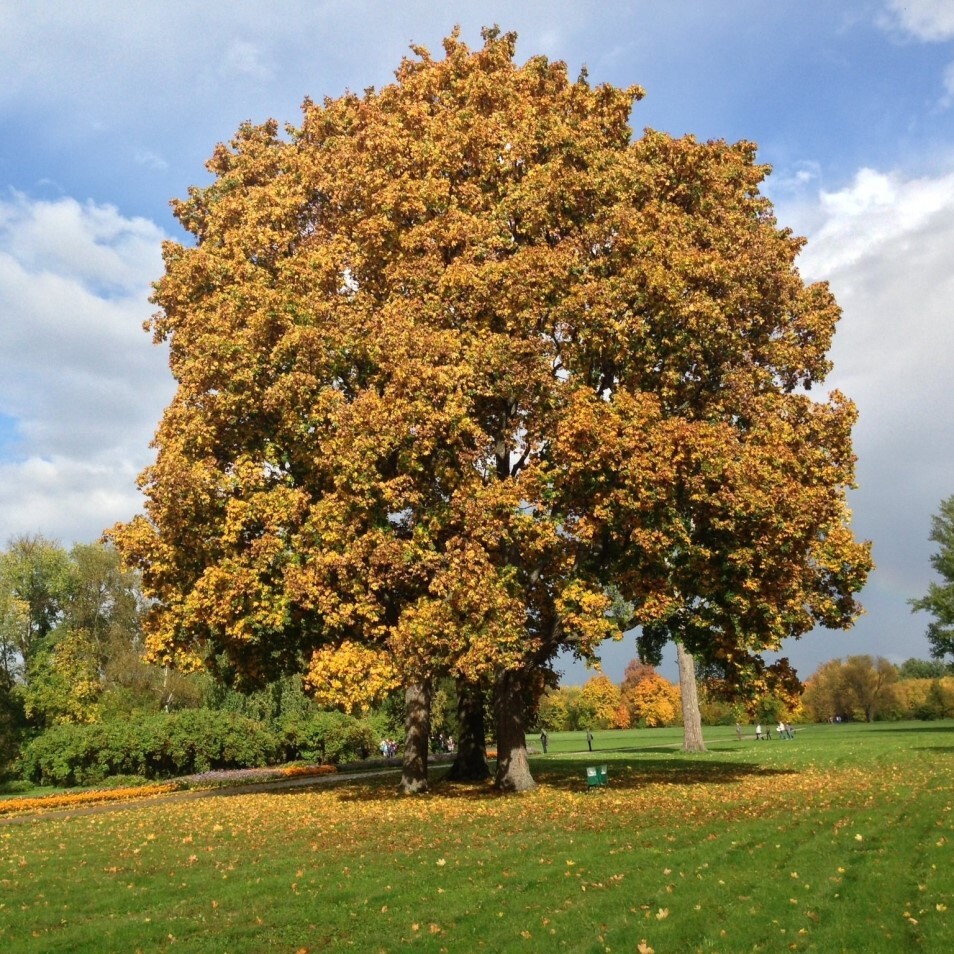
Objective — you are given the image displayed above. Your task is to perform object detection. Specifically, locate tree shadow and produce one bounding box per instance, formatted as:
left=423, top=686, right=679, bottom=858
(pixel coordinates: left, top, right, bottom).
left=531, top=756, right=795, bottom=793
left=862, top=724, right=954, bottom=735
left=258, top=754, right=797, bottom=805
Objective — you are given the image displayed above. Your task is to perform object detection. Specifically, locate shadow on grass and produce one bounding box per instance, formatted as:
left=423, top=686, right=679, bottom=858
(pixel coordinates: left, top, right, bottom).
left=274, top=755, right=799, bottom=804
left=860, top=723, right=954, bottom=735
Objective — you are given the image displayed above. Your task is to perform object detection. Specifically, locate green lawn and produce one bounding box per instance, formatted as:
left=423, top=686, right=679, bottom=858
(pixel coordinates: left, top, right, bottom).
left=1, top=721, right=951, bottom=952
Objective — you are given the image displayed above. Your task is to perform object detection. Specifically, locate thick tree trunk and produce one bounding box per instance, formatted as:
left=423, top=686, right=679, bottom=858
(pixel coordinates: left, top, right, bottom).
left=493, top=669, right=536, bottom=792
left=676, top=642, right=707, bottom=753
left=400, top=679, right=431, bottom=794
left=446, top=677, right=491, bottom=782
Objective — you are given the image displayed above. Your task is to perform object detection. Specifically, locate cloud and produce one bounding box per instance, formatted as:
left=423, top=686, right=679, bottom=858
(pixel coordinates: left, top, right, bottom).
left=220, top=40, right=274, bottom=82
left=776, top=165, right=954, bottom=668
left=0, top=193, right=173, bottom=544
left=883, top=0, right=954, bottom=40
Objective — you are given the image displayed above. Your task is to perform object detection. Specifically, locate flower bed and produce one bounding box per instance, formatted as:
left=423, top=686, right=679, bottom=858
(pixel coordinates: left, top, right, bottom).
left=0, top=764, right=338, bottom=816
left=0, top=782, right=182, bottom=816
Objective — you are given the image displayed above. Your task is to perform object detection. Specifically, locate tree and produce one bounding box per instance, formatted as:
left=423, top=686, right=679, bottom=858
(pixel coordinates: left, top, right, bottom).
left=801, top=656, right=898, bottom=723
left=112, top=28, right=870, bottom=795
left=675, top=643, right=706, bottom=751
left=620, top=661, right=680, bottom=727
left=580, top=674, right=624, bottom=728
left=911, top=495, right=954, bottom=662
left=0, top=535, right=71, bottom=680
left=898, top=657, right=950, bottom=680
left=21, top=542, right=144, bottom=726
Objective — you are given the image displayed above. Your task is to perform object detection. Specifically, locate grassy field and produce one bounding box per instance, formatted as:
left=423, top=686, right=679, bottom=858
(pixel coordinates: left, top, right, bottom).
left=1, top=721, right=951, bottom=952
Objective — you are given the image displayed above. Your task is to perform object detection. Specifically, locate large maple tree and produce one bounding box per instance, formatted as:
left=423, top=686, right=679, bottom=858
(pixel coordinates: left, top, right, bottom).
left=112, top=28, right=870, bottom=792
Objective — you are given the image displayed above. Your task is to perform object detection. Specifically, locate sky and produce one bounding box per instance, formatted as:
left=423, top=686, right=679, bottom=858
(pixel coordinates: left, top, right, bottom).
left=1, top=0, right=952, bottom=686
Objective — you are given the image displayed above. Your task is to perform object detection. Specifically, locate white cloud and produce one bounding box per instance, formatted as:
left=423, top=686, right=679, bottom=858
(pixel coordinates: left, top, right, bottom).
left=797, top=167, right=954, bottom=275
left=0, top=193, right=173, bottom=545
left=884, top=0, right=954, bottom=40
left=772, top=164, right=954, bottom=670
left=221, top=40, right=274, bottom=82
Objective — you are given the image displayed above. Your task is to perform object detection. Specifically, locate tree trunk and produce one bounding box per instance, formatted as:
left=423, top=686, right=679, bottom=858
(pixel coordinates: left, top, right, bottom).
left=676, top=642, right=707, bottom=753
left=400, top=679, right=431, bottom=794
left=493, top=669, right=536, bottom=792
left=446, top=677, right=491, bottom=782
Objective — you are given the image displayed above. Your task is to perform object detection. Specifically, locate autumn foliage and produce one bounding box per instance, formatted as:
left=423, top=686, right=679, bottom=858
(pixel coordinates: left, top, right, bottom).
left=111, top=28, right=870, bottom=793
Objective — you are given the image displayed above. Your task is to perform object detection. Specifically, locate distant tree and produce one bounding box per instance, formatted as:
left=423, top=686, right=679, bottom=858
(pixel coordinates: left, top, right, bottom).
left=621, top=666, right=680, bottom=727
left=898, top=657, right=949, bottom=680
left=840, top=655, right=898, bottom=723
left=620, top=658, right=657, bottom=693
left=0, top=535, right=71, bottom=680
left=21, top=542, right=143, bottom=726
left=911, top=495, right=954, bottom=663
left=580, top=674, right=624, bottom=729
left=802, top=656, right=898, bottom=723
left=537, top=684, right=598, bottom=732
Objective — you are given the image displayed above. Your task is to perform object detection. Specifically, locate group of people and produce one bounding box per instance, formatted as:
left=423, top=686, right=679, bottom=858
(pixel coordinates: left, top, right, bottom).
left=378, top=734, right=456, bottom=760
left=753, top=722, right=795, bottom=740
left=378, top=738, right=400, bottom=758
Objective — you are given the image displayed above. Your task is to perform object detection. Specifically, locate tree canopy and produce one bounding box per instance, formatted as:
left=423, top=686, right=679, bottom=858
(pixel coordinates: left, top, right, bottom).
left=112, top=28, right=871, bottom=792
left=910, top=495, right=954, bottom=662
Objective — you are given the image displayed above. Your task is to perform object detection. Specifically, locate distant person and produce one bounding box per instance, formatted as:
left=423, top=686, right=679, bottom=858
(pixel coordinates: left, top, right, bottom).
left=540, top=729, right=548, bottom=754
left=755, top=723, right=763, bottom=740
left=586, top=728, right=594, bottom=751
left=735, top=723, right=743, bottom=741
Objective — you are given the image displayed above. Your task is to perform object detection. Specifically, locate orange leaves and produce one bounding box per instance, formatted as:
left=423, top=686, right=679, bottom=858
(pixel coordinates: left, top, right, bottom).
left=0, top=782, right=181, bottom=816
left=112, top=26, right=868, bottom=715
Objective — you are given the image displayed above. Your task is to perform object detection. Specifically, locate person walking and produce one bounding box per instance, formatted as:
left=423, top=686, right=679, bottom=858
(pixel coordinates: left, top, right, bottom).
left=540, top=729, right=548, bottom=754
left=586, top=728, right=594, bottom=751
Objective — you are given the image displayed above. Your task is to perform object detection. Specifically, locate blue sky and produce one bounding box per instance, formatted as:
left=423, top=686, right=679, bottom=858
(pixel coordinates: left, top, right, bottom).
left=1, top=0, right=952, bottom=684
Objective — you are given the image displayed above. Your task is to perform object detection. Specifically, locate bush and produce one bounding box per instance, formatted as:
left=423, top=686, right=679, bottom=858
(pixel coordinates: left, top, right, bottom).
left=19, top=710, right=280, bottom=787
left=280, top=711, right=377, bottom=764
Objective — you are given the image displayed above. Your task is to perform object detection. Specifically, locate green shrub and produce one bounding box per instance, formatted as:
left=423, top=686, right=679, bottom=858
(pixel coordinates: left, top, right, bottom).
left=19, top=710, right=280, bottom=787
left=280, top=711, right=376, bottom=764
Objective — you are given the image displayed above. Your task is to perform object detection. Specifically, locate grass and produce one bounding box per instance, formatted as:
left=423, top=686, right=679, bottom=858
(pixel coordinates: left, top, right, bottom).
left=1, top=721, right=951, bottom=952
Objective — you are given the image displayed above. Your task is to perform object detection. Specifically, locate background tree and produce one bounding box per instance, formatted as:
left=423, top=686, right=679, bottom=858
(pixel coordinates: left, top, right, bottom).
left=801, top=656, right=898, bottom=723
left=898, top=657, right=950, bottom=680
left=910, top=495, right=954, bottom=662
left=580, top=674, right=624, bottom=729
left=620, top=661, right=680, bottom=728
left=112, top=28, right=869, bottom=794
left=0, top=534, right=71, bottom=680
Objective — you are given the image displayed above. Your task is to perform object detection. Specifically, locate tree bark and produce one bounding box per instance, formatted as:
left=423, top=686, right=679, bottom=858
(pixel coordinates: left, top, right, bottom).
left=676, top=642, right=707, bottom=753
left=446, top=677, right=491, bottom=782
left=400, top=679, right=431, bottom=794
left=493, top=668, right=536, bottom=792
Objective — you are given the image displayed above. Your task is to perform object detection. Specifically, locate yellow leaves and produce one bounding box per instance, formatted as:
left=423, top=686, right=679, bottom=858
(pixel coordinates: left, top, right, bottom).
left=305, top=642, right=400, bottom=712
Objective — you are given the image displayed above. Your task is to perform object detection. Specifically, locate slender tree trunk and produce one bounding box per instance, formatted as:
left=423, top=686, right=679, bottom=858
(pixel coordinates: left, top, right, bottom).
left=446, top=677, right=491, bottom=782
left=494, top=668, right=536, bottom=792
left=676, top=642, right=707, bottom=753
left=400, top=679, right=431, bottom=794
